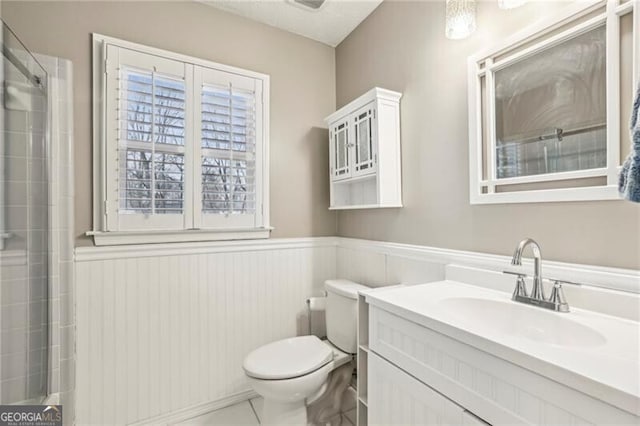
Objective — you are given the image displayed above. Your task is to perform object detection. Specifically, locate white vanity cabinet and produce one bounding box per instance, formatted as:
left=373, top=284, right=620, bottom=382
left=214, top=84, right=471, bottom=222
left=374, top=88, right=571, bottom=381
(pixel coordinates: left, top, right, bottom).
left=325, top=88, right=402, bottom=210
left=369, top=352, right=489, bottom=425
left=366, top=305, right=639, bottom=426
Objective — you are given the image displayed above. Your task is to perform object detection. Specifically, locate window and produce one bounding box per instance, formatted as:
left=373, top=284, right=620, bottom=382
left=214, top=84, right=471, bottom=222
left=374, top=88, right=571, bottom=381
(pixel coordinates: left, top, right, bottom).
left=92, top=35, right=269, bottom=245
left=468, top=1, right=638, bottom=204
left=196, top=68, right=263, bottom=229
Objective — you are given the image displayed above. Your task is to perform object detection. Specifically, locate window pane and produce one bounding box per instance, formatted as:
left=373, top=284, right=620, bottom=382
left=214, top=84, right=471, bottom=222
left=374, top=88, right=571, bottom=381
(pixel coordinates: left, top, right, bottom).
left=201, top=83, right=256, bottom=216
left=201, top=85, right=255, bottom=152
left=154, top=152, right=184, bottom=214
left=154, top=77, right=185, bottom=146
left=122, top=149, right=152, bottom=213
left=119, top=67, right=186, bottom=215
left=202, top=157, right=231, bottom=214
left=202, top=156, right=255, bottom=215
left=124, top=71, right=153, bottom=143
left=122, top=70, right=186, bottom=146
left=120, top=149, right=184, bottom=214
left=494, top=25, right=606, bottom=179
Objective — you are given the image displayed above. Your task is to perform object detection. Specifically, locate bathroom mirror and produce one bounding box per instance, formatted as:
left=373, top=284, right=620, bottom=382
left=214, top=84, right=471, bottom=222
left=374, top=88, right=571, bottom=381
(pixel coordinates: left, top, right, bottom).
left=494, top=26, right=606, bottom=180
left=468, top=1, right=638, bottom=204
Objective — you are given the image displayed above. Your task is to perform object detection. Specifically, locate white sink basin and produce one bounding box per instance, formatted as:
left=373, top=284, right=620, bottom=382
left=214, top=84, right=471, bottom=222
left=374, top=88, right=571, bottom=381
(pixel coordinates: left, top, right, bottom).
left=437, top=297, right=607, bottom=347
left=365, top=280, right=640, bottom=416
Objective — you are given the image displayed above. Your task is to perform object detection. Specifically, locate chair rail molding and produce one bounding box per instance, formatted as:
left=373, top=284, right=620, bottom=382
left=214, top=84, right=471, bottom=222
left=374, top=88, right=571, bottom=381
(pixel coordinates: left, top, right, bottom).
left=74, top=236, right=339, bottom=262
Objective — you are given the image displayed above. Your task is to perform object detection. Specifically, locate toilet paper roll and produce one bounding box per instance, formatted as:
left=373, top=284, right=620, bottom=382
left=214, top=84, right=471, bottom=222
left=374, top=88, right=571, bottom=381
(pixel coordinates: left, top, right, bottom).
left=306, top=296, right=327, bottom=311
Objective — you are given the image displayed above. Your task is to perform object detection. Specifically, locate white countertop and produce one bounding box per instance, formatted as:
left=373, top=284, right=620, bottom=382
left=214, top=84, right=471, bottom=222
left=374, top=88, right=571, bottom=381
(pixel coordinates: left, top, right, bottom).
left=365, top=280, right=640, bottom=416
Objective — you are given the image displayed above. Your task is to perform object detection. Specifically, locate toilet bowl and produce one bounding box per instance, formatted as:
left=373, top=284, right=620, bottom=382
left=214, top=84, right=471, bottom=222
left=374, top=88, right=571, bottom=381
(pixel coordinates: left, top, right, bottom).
left=244, top=336, right=351, bottom=425
left=243, top=279, right=369, bottom=426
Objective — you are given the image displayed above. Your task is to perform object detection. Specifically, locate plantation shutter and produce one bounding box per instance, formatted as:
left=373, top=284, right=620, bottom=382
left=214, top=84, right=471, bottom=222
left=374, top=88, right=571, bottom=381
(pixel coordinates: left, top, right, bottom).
left=100, top=39, right=267, bottom=236
left=194, top=68, right=263, bottom=229
left=104, top=45, right=193, bottom=231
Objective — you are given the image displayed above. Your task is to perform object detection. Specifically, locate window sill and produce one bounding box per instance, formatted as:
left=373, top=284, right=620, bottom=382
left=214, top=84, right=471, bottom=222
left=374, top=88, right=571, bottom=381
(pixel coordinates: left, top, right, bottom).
left=86, top=227, right=273, bottom=246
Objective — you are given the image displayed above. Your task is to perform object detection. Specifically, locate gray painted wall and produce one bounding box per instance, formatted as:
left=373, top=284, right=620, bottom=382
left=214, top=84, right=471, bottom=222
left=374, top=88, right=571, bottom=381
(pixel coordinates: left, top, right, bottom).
left=3, top=0, right=638, bottom=269
left=335, top=0, right=640, bottom=270
left=2, top=0, right=337, bottom=246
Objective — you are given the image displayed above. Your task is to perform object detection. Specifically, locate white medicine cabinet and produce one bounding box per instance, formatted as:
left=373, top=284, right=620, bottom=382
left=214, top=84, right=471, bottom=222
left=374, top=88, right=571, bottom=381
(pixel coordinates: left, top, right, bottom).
left=467, top=0, right=639, bottom=204
left=325, top=87, right=403, bottom=210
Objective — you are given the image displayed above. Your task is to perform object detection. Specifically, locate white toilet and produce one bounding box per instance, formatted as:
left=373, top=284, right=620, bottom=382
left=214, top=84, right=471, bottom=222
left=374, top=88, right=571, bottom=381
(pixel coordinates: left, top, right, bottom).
left=243, top=279, right=369, bottom=425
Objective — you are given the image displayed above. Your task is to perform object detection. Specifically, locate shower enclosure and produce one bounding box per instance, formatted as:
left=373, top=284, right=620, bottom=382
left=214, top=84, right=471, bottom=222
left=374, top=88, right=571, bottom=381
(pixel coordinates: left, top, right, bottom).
left=0, top=21, right=49, bottom=404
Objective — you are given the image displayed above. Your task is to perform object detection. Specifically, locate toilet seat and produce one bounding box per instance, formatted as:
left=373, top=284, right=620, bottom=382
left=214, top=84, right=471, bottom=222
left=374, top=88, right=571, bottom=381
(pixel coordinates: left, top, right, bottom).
left=243, top=335, right=333, bottom=380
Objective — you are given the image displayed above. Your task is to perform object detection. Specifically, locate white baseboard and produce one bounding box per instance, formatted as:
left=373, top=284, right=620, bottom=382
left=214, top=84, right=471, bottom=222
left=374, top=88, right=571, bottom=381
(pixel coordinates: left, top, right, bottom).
left=129, top=390, right=258, bottom=426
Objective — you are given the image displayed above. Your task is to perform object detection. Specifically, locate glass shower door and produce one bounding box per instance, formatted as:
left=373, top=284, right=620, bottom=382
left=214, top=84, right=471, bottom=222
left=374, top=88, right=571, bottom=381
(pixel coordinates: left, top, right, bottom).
left=0, top=21, right=49, bottom=404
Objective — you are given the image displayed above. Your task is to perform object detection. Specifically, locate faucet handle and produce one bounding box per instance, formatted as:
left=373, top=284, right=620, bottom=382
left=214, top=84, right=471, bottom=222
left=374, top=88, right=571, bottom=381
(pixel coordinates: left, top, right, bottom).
left=502, top=269, right=527, bottom=278
left=546, top=278, right=582, bottom=287
left=548, top=281, right=570, bottom=312
left=504, top=270, right=529, bottom=300
left=512, top=275, right=529, bottom=300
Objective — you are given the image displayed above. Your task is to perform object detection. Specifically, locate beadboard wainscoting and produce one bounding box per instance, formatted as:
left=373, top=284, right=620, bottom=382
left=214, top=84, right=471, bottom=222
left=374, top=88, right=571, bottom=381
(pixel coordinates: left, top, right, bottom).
left=74, top=238, right=336, bottom=425
left=73, top=237, right=639, bottom=425
left=336, top=243, right=447, bottom=287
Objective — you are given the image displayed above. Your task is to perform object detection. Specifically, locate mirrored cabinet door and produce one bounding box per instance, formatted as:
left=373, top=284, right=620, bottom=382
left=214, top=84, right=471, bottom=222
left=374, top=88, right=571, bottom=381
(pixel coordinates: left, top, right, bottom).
left=352, top=102, right=377, bottom=177
left=331, top=120, right=351, bottom=180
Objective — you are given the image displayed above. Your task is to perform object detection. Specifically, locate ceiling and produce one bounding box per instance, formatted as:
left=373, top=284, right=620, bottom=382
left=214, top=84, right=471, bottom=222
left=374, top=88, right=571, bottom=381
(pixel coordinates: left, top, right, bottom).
left=198, top=0, right=384, bottom=47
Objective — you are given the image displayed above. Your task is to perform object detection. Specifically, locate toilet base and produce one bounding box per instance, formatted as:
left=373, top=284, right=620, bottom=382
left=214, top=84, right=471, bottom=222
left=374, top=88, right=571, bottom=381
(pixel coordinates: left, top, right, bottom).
left=262, top=400, right=307, bottom=426
left=307, top=362, right=354, bottom=425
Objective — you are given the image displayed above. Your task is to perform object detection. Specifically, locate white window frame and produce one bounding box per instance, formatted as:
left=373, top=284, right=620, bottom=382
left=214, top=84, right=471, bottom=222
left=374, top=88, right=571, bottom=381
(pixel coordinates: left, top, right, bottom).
left=467, top=0, right=639, bottom=204
left=90, top=34, right=271, bottom=245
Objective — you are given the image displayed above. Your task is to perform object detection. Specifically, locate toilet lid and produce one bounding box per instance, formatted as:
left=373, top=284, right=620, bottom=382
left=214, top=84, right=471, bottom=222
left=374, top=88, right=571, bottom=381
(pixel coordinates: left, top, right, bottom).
left=243, top=335, right=334, bottom=380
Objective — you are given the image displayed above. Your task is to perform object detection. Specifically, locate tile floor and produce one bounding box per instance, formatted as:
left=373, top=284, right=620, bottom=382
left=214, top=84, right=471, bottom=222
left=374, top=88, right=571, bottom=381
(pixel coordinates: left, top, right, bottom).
left=177, top=396, right=356, bottom=425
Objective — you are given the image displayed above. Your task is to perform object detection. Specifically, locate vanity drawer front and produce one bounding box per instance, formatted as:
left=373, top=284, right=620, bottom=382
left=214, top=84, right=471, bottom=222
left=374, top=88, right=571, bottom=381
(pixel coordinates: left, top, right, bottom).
left=369, top=351, right=468, bottom=425
left=369, top=306, right=638, bottom=426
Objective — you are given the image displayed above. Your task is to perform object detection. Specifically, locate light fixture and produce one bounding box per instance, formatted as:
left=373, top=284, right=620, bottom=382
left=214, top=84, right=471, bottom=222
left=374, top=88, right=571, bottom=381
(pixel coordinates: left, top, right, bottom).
left=445, top=0, right=477, bottom=40
left=498, top=0, right=526, bottom=10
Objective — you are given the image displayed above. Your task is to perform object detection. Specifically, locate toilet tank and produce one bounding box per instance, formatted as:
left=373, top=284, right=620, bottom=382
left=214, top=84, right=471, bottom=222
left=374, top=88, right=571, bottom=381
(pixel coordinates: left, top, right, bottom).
left=325, top=279, right=370, bottom=354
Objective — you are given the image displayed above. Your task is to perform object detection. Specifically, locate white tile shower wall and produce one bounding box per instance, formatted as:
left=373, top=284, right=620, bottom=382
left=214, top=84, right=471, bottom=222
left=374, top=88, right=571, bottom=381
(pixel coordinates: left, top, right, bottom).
left=34, top=53, right=75, bottom=421
left=74, top=239, right=336, bottom=425
left=0, top=57, right=48, bottom=404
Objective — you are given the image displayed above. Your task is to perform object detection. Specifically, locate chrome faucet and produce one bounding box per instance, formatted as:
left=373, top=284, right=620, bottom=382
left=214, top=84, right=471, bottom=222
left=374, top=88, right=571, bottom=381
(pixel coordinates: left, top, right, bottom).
left=511, top=238, right=545, bottom=300
left=504, top=238, right=572, bottom=313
